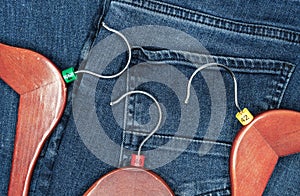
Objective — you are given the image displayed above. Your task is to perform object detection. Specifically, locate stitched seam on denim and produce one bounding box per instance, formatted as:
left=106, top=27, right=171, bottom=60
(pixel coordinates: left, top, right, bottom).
left=219, top=59, right=294, bottom=110
left=122, top=128, right=232, bottom=155
left=199, top=188, right=231, bottom=196
left=175, top=178, right=230, bottom=195
left=177, top=178, right=230, bottom=195
left=134, top=49, right=295, bottom=74
left=266, top=63, right=295, bottom=109
left=139, top=58, right=293, bottom=76
left=122, top=66, right=138, bottom=153
left=185, top=177, right=231, bottom=184
left=265, top=70, right=280, bottom=109
left=123, top=130, right=231, bottom=147
left=138, top=59, right=293, bottom=109
left=113, top=0, right=300, bottom=44
left=30, top=85, right=74, bottom=195
left=136, top=49, right=295, bottom=71
left=272, top=69, right=286, bottom=108
left=122, top=143, right=230, bottom=157
left=149, top=60, right=287, bottom=74
left=276, top=64, right=296, bottom=108
left=118, top=60, right=131, bottom=166
left=79, top=0, right=112, bottom=62
left=30, top=88, right=72, bottom=195
left=142, top=144, right=230, bottom=157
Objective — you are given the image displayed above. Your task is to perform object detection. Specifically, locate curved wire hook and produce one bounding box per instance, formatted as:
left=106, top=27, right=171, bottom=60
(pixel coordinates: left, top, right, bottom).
left=110, top=90, right=162, bottom=157
left=185, top=63, right=242, bottom=112
left=75, top=22, right=131, bottom=79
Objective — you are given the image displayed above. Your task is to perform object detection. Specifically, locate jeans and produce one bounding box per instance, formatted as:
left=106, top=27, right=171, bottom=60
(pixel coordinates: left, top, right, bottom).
left=1, top=0, right=299, bottom=195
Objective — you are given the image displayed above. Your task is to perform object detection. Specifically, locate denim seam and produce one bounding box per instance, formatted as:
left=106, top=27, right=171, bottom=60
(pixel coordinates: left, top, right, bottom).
left=122, top=144, right=230, bottom=159
left=121, top=69, right=138, bottom=153
left=31, top=0, right=114, bottom=193
left=267, top=63, right=295, bottom=109
left=144, top=59, right=292, bottom=109
left=113, top=0, right=300, bottom=44
left=139, top=57, right=293, bottom=76
left=140, top=144, right=230, bottom=157
left=269, top=78, right=281, bottom=109
left=177, top=178, right=231, bottom=196
left=79, top=0, right=112, bottom=62
left=123, top=130, right=231, bottom=147
left=135, top=49, right=295, bottom=74
left=139, top=60, right=286, bottom=73
left=276, top=64, right=296, bottom=108
left=30, top=85, right=74, bottom=195
left=122, top=131, right=232, bottom=155
left=118, top=62, right=131, bottom=166
left=198, top=187, right=231, bottom=196
left=133, top=49, right=294, bottom=71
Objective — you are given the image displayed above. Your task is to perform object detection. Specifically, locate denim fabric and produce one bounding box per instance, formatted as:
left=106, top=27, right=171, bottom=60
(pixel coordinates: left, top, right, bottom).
left=0, top=0, right=108, bottom=195
left=0, top=81, right=19, bottom=195
left=1, top=0, right=300, bottom=196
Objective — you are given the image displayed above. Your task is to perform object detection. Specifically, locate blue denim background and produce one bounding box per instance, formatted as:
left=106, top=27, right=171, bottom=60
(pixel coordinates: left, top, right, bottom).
left=1, top=0, right=300, bottom=195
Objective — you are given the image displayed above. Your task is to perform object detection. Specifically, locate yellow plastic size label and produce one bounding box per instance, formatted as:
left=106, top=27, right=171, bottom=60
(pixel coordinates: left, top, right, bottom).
left=236, top=108, right=254, bottom=126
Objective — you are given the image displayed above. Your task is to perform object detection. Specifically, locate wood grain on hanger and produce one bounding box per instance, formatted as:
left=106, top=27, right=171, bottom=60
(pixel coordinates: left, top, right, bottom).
left=0, top=43, right=67, bottom=196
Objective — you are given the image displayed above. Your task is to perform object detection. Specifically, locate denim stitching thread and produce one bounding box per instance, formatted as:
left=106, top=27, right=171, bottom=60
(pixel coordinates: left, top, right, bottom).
left=125, top=49, right=295, bottom=142
left=276, top=64, right=296, bottom=108
left=123, top=130, right=232, bottom=146
left=135, top=49, right=295, bottom=74
left=114, top=0, right=300, bottom=43
left=118, top=59, right=132, bottom=166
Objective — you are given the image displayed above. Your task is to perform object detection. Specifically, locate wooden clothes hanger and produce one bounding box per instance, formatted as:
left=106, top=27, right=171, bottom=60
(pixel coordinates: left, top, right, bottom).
left=84, top=91, right=174, bottom=196
left=185, top=63, right=300, bottom=195
left=230, top=109, right=300, bottom=196
left=0, top=43, right=67, bottom=196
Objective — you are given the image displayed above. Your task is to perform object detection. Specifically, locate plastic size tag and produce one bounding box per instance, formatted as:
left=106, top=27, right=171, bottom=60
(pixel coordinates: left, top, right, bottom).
left=236, top=108, right=254, bottom=126
left=130, top=154, right=145, bottom=167
left=62, top=67, right=77, bottom=83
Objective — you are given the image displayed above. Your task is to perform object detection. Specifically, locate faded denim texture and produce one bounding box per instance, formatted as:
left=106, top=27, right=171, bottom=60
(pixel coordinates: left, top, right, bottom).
left=1, top=0, right=300, bottom=195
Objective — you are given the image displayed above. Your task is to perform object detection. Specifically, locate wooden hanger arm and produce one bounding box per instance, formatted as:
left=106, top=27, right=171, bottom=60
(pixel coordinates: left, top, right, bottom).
left=252, top=110, right=300, bottom=156
left=230, top=122, right=279, bottom=196
left=230, top=109, right=300, bottom=196
left=0, top=43, right=67, bottom=196
left=0, top=43, right=63, bottom=94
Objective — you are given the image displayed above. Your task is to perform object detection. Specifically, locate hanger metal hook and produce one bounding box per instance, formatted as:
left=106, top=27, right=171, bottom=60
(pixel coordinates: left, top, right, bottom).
left=110, top=90, right=162, bottom=157
left=75, top=22, right=131, bottom=79
left=185, top=63, right=242, bottom=112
